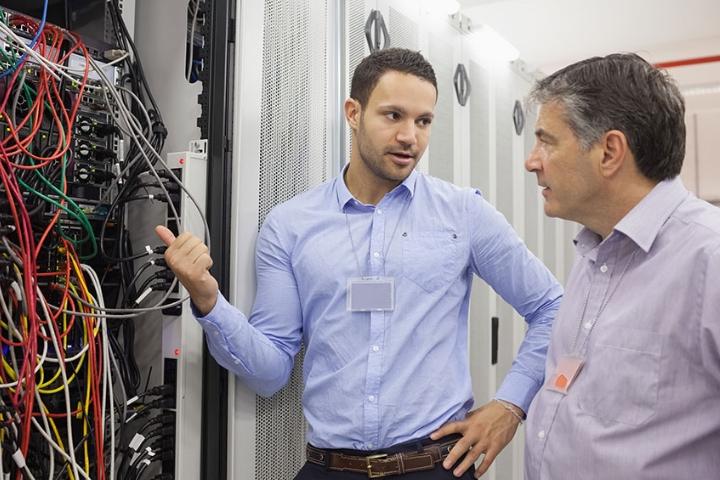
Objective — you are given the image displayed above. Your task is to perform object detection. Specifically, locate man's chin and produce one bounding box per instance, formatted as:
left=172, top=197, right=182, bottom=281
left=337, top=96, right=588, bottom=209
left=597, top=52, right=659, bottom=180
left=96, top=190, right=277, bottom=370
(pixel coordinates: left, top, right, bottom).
left=543, top=203, right=560, bottom=219
left=386, top=166, right=414, bottom=182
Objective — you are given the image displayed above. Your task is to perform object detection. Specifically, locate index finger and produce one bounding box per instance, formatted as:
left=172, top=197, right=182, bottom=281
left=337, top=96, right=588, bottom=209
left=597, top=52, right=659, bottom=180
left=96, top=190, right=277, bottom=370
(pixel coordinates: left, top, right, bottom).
left=155, top=225, right=176, bottom=247
left=430, top=420, right=461, bottom=441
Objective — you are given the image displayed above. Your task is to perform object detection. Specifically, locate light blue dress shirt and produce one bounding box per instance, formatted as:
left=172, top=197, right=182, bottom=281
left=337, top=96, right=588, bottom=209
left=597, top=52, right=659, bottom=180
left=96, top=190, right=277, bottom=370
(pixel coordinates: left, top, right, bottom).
left=196, top=168, right=562, bottom=450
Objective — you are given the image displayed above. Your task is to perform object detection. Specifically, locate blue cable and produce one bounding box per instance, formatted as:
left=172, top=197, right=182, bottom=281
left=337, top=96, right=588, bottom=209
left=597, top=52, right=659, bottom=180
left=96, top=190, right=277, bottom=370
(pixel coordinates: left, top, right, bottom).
left=0, top=0, right=50, bottom=79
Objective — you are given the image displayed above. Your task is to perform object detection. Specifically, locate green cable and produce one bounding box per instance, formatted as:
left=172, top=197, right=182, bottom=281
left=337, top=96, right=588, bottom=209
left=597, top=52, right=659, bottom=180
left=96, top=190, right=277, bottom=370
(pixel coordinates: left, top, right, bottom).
left=5, top=43, right=99, bottom=259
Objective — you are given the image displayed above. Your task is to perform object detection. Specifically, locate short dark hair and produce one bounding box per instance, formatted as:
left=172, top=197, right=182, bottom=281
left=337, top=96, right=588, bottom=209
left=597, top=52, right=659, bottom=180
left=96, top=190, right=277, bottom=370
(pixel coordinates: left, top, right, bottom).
left=350, top=48, right=437, bottom=107
left=529, top=53, right=686, bottom=182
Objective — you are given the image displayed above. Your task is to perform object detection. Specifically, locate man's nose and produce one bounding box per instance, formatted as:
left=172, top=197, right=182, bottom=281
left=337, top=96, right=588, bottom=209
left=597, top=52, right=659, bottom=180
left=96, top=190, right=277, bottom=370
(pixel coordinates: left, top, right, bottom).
left=395, top=120, right=417, bottom=146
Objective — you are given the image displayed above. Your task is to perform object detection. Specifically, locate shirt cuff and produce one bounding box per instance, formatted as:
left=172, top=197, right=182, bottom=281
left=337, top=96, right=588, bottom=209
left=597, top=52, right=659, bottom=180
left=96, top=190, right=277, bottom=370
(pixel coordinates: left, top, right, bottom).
left=495, top=371, right=542, bottom=414
left=191, top=291, right=240, bottom=333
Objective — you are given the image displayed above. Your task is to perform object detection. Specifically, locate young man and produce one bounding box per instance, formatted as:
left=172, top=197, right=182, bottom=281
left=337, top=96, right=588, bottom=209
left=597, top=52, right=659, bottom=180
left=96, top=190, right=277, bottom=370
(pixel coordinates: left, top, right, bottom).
left=157, top=48, right=562, bottom=479
left=524, top=53, right=720, bottom=479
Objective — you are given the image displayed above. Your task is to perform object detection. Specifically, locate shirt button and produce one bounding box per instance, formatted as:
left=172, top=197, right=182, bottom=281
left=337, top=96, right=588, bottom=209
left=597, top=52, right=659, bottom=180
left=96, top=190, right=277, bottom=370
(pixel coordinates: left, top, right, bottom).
left=538, top=430, right=546, bottom=439
left=584, top=321, right=593, bottom=330
left=368, top=395, right=376, bottom=402
left=377, top=208, right=383, bottom=215
left=372, top=345, right=380, bottom=352
left=600, top=264, right=608, bottom=273
left=373, top=252, right=380, bottom=258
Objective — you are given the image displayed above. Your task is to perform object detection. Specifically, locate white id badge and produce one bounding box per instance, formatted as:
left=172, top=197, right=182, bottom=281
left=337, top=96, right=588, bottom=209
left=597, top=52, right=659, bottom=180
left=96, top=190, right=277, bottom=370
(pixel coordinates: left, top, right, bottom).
left=347, top=277, right=395, bottom=312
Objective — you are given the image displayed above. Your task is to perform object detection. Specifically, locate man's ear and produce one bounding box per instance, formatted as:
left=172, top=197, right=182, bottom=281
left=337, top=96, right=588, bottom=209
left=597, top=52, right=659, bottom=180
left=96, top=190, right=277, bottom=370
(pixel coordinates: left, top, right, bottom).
left=599, top=130, right=630, bottom=178
left=344, top=98, right=361, bottom=130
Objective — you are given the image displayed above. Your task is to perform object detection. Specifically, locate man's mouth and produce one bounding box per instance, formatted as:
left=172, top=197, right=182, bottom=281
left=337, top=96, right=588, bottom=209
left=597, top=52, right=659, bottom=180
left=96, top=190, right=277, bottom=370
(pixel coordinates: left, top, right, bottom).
left=387, top=151, right=415, bottom=165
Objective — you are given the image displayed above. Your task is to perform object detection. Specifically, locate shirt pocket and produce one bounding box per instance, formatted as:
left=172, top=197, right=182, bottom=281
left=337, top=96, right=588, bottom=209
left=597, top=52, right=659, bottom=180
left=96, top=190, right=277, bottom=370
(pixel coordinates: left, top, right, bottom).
left=577, top=328, right=664, bottom=426
left=402, top=227, right=461, bottom=292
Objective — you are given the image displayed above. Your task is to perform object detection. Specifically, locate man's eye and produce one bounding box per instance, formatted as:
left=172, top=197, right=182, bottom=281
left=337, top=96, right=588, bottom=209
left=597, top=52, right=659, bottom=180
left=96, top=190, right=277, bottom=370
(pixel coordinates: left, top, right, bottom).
left=386, top=112, right=399, bottom=120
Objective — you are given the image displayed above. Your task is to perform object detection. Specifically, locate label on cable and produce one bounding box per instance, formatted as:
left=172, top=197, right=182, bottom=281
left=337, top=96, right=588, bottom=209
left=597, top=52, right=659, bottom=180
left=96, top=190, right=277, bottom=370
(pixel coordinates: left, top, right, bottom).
left=129, top=433, right=145, bottom=451
left=9, top=282, right=21, bottom=301
left=134, top=287, right=153, bottom=305
left=11, top=450, right=25, bottom=468
left=145, top=245, right=153, bottom=255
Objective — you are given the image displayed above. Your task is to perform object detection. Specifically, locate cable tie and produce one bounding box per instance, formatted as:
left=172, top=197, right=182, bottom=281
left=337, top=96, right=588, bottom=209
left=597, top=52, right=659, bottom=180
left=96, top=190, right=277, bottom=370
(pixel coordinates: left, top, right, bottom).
left=11, top=449, right=26, bottom=469
left=148, top=194, right=154, bottom=200
left=134, top=287, right=153, bottom=305
left=150, top=259, right=156, bottom=266
left=129, top=433, right=145, bottom=452
left=127, top=395, right=139, bottom=406
left=145, top=245, right=153, bottom=255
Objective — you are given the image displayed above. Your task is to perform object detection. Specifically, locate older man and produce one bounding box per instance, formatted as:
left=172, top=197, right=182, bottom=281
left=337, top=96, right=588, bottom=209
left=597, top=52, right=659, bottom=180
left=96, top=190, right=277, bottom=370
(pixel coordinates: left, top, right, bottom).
left=524, top=53, right=720, bottom=479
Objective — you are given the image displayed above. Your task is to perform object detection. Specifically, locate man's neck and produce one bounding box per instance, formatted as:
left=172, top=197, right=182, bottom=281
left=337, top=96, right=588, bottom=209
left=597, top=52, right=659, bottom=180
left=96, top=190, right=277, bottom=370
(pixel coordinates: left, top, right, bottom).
left=583, top=177, right=658, bottom=239
left=344, top=161, right=401, bottom=205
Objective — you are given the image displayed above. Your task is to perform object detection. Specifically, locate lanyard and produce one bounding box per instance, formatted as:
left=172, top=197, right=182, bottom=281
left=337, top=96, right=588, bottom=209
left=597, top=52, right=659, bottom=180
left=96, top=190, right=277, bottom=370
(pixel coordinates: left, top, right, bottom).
left=570, top=248, right=638, bottom=355
left=344, top=193, right=411, bottom=278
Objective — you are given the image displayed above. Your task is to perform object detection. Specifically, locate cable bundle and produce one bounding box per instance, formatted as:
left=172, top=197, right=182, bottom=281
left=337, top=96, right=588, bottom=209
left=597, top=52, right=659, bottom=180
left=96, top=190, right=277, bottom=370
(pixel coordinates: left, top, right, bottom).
left=0, top=1, right=210, bottom=478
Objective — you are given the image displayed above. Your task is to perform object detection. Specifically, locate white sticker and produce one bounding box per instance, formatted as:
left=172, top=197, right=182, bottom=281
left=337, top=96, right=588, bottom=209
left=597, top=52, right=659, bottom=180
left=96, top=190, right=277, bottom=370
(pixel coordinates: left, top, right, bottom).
left=129, top=433, right=145, bottom=451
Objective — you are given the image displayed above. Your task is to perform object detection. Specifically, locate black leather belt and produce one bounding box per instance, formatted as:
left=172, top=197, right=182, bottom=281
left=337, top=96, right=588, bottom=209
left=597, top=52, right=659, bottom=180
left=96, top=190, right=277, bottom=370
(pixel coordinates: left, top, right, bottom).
left=306, top=439, right=458, bottom=478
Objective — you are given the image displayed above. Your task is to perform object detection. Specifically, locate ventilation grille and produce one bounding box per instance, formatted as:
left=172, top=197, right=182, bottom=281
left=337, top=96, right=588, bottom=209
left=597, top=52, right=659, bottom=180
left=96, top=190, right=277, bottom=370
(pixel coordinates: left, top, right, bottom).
left=469, top=61, right=490, bottom=195
left=256, top=0, right=329, bottom=478
left=347, top=0, right=366, bottom=89
left=524, top=103, right=540, bottom=255
left=345, top=0, right=368, bottom=164
left=428, top=34, right=454, bottom=182
left=388, top=7, right=418, bottom=50
left=494, top=69, right=513, bottom=222
left=258, top=0, right=328, bottom=227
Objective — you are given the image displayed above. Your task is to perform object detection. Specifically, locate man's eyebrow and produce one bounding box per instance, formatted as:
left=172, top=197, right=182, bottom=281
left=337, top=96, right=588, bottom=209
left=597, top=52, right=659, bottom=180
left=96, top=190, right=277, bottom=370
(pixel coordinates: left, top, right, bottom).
left=377, top=104, right=434, bottom=118
left=535, top=128, right=557, bottom=142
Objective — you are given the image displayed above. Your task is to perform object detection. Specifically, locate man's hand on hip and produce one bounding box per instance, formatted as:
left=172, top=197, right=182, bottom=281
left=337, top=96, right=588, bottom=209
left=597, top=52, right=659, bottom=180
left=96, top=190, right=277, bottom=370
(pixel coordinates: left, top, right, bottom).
left=430, top=400, right=522, bottom=478
left=155, top=225, right=218, bottom=316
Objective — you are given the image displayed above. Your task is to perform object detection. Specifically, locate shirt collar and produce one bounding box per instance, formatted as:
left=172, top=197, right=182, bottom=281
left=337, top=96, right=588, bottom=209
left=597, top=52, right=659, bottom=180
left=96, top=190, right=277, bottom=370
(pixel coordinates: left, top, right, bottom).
left=334, top=163, right=418, bottom=211
left=574, top=176, right=689, bottom=256
left=614, top=176, right=689, bottom=253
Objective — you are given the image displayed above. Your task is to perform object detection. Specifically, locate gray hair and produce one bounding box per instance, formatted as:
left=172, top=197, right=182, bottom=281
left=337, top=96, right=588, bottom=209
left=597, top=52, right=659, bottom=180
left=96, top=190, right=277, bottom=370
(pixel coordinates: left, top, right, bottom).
left=529, top=53, right=686, bottom=181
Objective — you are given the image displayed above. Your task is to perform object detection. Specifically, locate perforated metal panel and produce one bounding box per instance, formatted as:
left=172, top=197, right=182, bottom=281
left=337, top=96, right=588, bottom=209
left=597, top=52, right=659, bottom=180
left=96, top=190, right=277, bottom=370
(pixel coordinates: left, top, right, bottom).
left=468, top=59, right=491, bottom=406
left=524, top=103, right=540, bottom=256
left=491, top=67, right=518, bottom=479
left=469, top=61, right=489, bottom=195
left=256, top=1, right=329, bottom=478
left=345, top=0, right=369, bottom=164
left=428, top=34, right=454, bottom=182
left=494, top=71, right=513, bottom=222
left=347, top=0, right=367, bottom=88
left=388, top=7, right=418, bottom=50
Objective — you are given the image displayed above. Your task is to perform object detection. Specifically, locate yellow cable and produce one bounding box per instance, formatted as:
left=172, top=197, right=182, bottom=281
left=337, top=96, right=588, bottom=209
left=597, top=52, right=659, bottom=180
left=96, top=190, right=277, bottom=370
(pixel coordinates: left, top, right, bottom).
left=44, top=404, right=76, bottom=480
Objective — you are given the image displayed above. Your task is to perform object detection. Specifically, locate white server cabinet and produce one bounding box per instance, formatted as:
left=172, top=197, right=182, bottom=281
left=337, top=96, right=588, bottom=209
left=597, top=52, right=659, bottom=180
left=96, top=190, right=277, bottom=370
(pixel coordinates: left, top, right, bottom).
left=228, top=0, right=336, bottom=478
